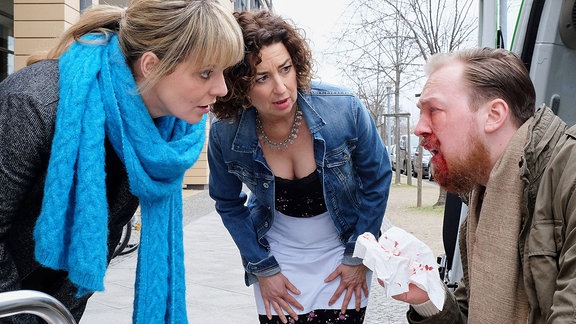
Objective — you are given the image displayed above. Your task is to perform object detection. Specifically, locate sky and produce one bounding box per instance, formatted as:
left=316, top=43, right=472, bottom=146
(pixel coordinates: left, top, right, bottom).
left=273, top=0, right=426, bottom=123
left=273, top=0, right=523, bottom=78
left=272, top=1, right=433, bottom=115
left=272, top=0, right=348, bottom=84
left=271, top=0, right=523, bottom=123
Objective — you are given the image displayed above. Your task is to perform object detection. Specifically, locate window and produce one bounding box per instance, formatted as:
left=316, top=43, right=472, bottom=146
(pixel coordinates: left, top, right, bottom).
left=0, top=1, right=13, bottom=82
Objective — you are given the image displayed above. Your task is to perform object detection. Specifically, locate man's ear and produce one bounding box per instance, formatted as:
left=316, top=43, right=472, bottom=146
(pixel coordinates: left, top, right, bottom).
left=484, top=98, right=509, bottom=134
left=137, top=51, right=160, bottom=79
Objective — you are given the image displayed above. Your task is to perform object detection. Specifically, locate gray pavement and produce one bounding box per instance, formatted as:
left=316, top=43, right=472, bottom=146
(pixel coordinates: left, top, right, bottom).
left=82, top=179, right=442, bottom=323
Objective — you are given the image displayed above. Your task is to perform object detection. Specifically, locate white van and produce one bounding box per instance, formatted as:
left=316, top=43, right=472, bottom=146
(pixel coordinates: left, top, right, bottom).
left=398, top=134, right=419, bottom=176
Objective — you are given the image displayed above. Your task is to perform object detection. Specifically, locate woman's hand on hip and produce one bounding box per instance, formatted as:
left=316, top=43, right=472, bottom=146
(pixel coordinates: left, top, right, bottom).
left=325, top=264, right=369, bottom=313
left=257, top=272, right=303, bottom=323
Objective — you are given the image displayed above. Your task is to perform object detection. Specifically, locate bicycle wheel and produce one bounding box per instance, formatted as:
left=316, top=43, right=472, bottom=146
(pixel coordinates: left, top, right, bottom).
left=112, top=222, right=131, bottom=259
left=117, top=214, right=141, bottom=256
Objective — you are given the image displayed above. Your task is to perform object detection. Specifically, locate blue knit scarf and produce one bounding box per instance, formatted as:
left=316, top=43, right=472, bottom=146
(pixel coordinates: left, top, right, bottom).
left=33, top=33, right=205, bottom=323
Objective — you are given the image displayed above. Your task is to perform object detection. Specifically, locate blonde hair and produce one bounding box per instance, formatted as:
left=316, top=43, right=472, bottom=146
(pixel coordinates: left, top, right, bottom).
left=28, top=0, right=244, bottom=93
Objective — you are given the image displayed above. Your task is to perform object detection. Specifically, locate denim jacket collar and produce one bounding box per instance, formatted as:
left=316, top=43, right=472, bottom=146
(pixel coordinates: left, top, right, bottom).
left=297, top=89, right=326, bottom=133
left=231, top=108, right=259, bottom=154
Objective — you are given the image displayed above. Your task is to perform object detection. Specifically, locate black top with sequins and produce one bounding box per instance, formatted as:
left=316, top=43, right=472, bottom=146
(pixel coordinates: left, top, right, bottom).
left=274, top=170, right=328, bottom=217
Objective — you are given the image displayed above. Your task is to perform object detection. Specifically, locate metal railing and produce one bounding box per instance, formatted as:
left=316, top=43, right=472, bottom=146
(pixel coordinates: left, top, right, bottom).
left=0, top=290, right=76, bottom=324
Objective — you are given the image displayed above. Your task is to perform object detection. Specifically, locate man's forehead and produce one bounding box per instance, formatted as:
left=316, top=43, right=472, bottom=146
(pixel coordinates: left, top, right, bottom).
left=425, top=64, right=466, bottom=92
left=430, top=64, right=463, bottom=84
left=417, top=77, right=443, bottom=106
left=416, top=92, right=438, bottom=109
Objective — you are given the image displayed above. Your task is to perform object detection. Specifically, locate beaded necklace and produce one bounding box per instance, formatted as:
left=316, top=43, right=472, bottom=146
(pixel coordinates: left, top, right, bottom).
left=256, top=107, right=303, bottom=150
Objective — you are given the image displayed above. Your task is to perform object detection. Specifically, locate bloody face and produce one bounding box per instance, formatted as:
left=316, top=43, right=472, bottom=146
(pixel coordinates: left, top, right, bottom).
left=423, top=132, right=491, bottom=194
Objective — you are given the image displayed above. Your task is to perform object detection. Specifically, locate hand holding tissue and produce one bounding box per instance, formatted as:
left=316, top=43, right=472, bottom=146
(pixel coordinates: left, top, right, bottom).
left=353, top=226, right=445, bottom=310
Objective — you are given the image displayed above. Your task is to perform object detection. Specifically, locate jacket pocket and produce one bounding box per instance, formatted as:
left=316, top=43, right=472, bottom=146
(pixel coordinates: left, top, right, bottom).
left=324, top=143, right=359, bottom=207
left=227, top=161, right=258, bottom=187
left=527, top=219, right=562, bottom=318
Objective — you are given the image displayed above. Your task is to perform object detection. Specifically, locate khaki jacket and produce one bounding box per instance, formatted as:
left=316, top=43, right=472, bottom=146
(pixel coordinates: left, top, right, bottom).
left=408, top=106, right=576, bottom=323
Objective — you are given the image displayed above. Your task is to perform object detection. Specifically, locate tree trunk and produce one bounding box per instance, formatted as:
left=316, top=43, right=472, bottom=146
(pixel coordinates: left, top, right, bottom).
left=434, top=187, right=447, bottom=207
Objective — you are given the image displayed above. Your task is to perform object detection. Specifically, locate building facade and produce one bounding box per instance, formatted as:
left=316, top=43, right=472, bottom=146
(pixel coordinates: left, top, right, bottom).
left=0, top=2, right=13, bottom=81
left=232, top=0, right=272, bottom=11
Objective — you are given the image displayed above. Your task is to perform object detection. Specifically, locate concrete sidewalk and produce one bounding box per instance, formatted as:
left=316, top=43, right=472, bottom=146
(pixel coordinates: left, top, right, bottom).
left=81, top=177, right=443, bottom=323
left=81, top=189, right=256, bottom=323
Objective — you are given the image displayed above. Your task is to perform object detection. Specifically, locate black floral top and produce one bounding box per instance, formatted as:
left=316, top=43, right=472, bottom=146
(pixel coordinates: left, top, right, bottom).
left=274, top=170, right=328, bottom=217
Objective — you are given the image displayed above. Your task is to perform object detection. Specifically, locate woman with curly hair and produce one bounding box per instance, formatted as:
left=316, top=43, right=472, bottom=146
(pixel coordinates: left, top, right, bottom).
left=208, top=10, right=392, bottom=324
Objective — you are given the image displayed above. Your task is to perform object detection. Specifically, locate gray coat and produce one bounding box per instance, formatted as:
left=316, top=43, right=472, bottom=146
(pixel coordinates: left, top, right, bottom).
left=0, top=60, right=138, bottom=323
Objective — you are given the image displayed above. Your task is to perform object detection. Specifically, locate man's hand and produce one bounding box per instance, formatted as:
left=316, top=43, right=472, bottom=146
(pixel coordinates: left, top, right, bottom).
left=257, top=272, right=304, bottom=323
left=325, top=264, right=369, bottom=313
left=379, top=280, right=430, bottom=305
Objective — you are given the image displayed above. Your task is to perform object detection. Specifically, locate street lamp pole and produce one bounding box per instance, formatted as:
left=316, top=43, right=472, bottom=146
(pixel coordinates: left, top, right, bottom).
left=382, top=112, right=410, bottom=185
left=386, top=84, right=393, bottom=147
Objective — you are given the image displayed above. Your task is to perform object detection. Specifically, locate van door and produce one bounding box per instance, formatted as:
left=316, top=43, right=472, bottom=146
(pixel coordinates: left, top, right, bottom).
left=513, top=0, right=576, bottom=126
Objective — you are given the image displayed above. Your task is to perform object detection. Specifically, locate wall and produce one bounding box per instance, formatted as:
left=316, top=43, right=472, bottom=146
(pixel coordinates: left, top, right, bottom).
left=13, top=0, right=95, bottom=70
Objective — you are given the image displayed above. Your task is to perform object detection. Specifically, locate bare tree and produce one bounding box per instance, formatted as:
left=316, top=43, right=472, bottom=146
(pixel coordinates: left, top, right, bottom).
left=389, top=0, right=476, bottom=206
left=334, top=9, right=421, bottom=129
left=328, top=0, right=423, bottom=185
left=328, top=0, right=476, bottom=204
left=385, top=0, right=477, bottom=60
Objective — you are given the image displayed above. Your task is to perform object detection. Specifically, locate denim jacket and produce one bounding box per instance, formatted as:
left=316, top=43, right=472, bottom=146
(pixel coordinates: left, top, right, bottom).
left=208, top=81, right=392, bottom=285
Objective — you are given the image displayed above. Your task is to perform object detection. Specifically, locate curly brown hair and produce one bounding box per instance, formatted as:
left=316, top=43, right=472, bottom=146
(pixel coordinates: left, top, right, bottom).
left=212, top=10, right=314, bottom=120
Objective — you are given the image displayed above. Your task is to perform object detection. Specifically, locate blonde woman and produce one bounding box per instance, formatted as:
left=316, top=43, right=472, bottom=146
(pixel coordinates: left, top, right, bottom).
left=0, top=0, right=243, bottom=323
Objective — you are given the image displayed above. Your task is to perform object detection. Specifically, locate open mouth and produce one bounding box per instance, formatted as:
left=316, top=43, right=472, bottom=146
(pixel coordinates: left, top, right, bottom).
left=199, top=103, right=215, bottom=109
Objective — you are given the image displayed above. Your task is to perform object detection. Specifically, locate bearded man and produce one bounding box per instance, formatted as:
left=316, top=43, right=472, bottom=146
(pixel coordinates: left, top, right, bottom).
left=392, top=47, right=576, bottom=324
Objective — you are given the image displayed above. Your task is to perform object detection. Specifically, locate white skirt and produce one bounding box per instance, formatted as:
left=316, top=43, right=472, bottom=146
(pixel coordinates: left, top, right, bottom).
left=254, top=211, right=371, bottom=315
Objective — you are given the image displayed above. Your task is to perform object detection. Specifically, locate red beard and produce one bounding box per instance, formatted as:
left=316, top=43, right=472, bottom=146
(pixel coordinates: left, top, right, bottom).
left=423, top=134, right=491, bottom=194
